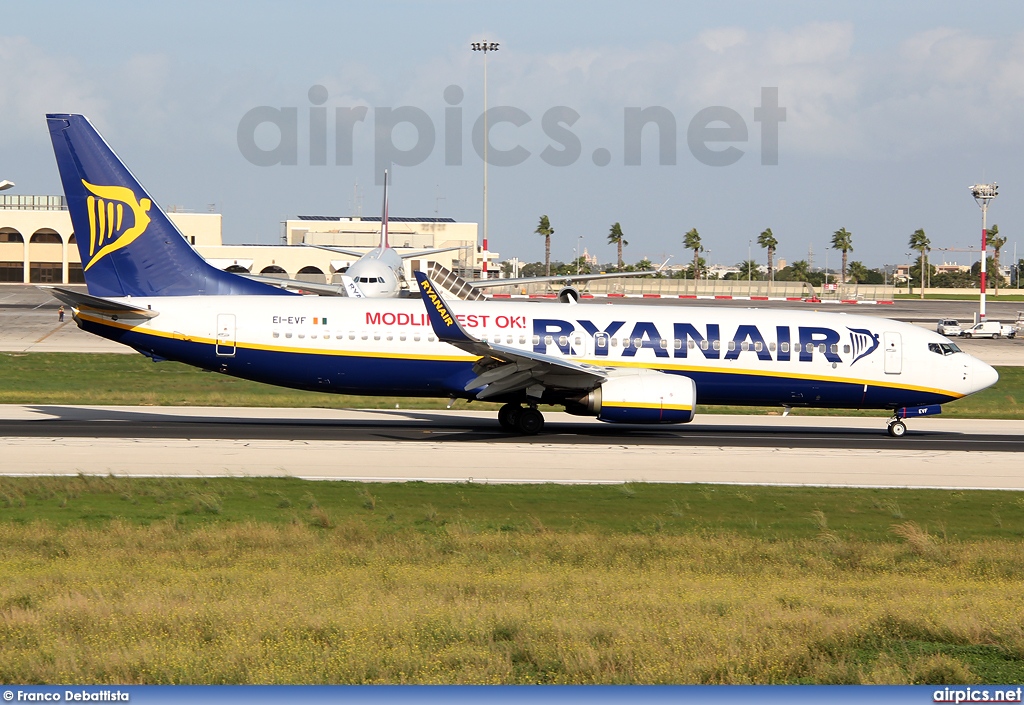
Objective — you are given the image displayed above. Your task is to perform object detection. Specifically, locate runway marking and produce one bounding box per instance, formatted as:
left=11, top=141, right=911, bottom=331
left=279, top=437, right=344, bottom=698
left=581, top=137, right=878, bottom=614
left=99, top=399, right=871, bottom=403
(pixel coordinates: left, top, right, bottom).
left=33, top=322, right=69, bottom=345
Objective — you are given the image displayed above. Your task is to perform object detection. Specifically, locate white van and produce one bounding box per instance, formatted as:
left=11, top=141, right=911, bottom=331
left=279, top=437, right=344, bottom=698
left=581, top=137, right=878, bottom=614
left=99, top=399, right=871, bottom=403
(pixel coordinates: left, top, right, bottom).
left=963, top=321, right=1012, bottom=339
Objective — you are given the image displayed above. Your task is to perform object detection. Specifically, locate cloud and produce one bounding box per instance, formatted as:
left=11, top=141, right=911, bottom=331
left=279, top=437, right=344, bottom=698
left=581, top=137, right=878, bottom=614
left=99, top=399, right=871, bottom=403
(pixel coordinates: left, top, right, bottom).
left=0, top=36, right=107, bottom=145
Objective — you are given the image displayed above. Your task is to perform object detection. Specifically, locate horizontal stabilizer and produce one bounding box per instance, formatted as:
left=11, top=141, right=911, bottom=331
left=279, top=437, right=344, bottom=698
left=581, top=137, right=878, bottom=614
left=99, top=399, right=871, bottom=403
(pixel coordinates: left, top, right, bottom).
left=42, top=286, right=159, bottom=318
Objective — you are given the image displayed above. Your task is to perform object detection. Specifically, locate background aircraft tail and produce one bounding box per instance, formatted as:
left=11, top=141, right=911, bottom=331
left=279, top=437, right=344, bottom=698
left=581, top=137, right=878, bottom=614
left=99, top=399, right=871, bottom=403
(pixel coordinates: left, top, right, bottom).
left=46, top=114, right=290, bottom=298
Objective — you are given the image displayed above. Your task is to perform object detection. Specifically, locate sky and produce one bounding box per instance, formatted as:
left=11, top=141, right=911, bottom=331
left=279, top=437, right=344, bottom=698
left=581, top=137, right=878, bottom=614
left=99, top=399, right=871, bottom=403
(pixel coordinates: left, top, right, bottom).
left=3, top=0, right=1024, bottom=271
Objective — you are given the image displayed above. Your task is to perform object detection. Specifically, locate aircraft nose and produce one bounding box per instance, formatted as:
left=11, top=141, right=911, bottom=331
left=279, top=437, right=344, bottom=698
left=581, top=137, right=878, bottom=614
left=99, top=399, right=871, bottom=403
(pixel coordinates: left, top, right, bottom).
left=971, top=357, right=999, bottom=393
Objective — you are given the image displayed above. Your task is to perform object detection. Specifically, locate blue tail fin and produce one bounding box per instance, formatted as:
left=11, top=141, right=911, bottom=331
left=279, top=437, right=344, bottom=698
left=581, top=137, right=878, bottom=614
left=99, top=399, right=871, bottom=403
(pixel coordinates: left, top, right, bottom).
left=46, top=114, right=291, bottom=298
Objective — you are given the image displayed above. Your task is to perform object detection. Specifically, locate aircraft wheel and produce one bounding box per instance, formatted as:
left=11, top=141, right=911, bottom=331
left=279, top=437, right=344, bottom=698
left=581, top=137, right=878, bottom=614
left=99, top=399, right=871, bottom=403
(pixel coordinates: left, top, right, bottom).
left=497, top=403, right=521, bottom=431
left=516, top=408, right=545, bottom=435
left=887, top=420, right=907, bottom=438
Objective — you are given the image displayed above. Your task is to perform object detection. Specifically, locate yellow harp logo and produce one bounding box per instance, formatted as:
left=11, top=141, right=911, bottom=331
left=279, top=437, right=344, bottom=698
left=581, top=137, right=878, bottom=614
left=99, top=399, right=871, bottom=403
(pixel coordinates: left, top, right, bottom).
left=82, top=180, right=152, bottom=270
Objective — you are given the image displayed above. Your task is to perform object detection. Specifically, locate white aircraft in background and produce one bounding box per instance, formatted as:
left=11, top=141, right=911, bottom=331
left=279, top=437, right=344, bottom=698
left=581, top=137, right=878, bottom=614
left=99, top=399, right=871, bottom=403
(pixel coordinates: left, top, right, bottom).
left=247, top=171, right=662, bottom=301
left=44, top=113, right=999, bottom=436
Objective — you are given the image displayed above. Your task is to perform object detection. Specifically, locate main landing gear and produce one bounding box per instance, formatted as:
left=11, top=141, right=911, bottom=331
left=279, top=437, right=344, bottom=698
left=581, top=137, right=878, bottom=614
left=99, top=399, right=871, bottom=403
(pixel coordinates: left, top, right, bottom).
left=497, top=403, right=545, bottom=435
left=886, top=416, right=907, bottom=437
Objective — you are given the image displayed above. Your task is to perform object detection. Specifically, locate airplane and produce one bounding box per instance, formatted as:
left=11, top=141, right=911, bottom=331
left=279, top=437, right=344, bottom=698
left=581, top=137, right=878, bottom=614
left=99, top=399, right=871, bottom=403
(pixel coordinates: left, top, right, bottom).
left=243, top=170, right=464, bottom=299
left=246, top=172, right=662, bottom=301
left=44, top=113, right=999, bottom=437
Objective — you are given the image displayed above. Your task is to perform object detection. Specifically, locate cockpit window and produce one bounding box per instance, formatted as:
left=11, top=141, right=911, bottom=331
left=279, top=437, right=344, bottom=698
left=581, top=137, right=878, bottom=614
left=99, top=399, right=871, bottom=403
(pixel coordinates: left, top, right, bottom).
left=929, top=342, right=961, bottom=356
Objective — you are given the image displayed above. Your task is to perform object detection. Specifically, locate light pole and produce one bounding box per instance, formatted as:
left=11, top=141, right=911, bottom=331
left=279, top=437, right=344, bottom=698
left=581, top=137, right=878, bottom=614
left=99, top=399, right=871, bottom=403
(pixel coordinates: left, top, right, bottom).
left=471, top=41, right=499, bottom=280
left=747, top=239, right=752, bottom=284
left=970, top=182, right=998, bottom=321
left=576, top=235, right=583, bottom=275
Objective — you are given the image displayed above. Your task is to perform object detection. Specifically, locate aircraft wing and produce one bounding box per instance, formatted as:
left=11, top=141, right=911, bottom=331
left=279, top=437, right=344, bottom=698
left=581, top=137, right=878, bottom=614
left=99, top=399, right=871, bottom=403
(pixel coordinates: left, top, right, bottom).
left=240, top=274, right=348, bottom=296
left=467, top=269, right=659, bottom=289
left=413, top=271, right=606, bottom=400
left=396, top=245, right=465, bottom=259
left=42, top=286, right=160, bottom=319
left=301, top=244, right=369, bottom=258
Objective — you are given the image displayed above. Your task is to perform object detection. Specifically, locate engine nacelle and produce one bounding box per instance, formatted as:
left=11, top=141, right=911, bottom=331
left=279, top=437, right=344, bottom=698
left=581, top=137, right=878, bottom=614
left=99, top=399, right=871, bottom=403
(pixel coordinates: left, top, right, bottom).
left=570, top=370, right=696, bottom=424
left=557, top=286, right=580, bottom=303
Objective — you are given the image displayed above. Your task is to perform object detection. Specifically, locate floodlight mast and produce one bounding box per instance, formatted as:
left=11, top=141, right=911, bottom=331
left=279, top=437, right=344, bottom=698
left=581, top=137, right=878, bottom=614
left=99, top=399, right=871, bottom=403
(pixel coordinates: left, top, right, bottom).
left=970, top=182, right=999, bottom=321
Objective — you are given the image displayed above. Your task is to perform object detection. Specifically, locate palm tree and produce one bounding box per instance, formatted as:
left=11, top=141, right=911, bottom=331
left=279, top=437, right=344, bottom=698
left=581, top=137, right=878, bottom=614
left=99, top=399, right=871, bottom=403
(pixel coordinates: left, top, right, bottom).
left=989, top=224, right=1007, bottom=295
left=757, top=227, right=778, bottom=282
left=909, top=228, right=930, bottom=300
left=607, top=222, right=628, bottom=269
left=789, top=260, right=811, bottom=282
left=535, top=215, right=554, bottom=276
left=847, top=260, right=870, bottom=284
left=683, top=228, right=702, bottom=280
left=831, top=227, right=853, bottom=283
left=736, top=259, right=760, bottom=281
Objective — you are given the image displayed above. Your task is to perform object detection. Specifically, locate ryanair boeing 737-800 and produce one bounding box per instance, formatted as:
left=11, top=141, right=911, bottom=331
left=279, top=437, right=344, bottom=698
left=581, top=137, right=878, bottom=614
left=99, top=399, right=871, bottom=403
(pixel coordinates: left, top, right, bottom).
left=44, top=114, right=998, bottom=436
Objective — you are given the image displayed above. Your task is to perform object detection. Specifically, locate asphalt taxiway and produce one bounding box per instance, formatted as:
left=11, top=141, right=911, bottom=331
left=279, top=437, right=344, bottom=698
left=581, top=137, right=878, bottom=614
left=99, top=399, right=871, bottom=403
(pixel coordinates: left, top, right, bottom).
left=2, top=406, right=1022, bottom=490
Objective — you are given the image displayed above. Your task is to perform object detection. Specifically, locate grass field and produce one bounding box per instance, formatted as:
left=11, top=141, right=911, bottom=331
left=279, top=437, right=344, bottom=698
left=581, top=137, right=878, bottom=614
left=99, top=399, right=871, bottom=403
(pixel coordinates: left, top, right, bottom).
left=0, top=477, right=1023, bottom=684
left=1, top=352, right=1021, bottom=418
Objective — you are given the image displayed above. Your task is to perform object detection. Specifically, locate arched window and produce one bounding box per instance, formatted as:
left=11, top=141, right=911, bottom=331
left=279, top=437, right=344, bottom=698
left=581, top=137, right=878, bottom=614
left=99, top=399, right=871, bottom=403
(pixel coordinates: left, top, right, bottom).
left=30, top=229, right=63, bottom=244
left=225, top=264, right=250, bottom=273
left=260, top=265, right=288, bottom=278
left=69, top=233, right=77, bottom=244
left=296, top=265, right=326, bottom=284
left=0, top=228, right=24, bottom=243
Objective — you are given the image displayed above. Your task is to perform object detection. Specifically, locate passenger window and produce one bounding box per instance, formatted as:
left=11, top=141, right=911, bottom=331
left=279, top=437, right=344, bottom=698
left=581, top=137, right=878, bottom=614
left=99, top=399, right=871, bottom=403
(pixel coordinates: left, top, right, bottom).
left=373, top=333, right=381, bottom=341
left=310, top=334, right=317, bottom=339
left=781, top=342, right=789, bottom=353
left=830, top=344, right=838, bottom=354
left=285, top=332, right=292, bottom=339
left=687, top=340, right=694, bottom=350
left=699, top=340, right=708, bottom=351
left=740, top=341, right=749, bottom=351
left=519, top=336, right=526, bottom=345
left=558, top=336, right=568, bottom=346
left=728, top=341, right=737, bottom=351
left=494, top=334, right=501, bottom=343
left=386, top=334, right=393, bottom=341
left=545, top=335, right=554, bottom=345
left=414, top=334, right=421, bottom=342
left=575, top=337, right=582, bottom=346
left=768, top=342, right=776, bottom=352
left=611, top=338, right=618, bottom=347
left=633, top=338, right=642, bottom=348
left=818, top=344, right=826, bottom=353
left=754, top=342, right=763, bottom=352
left=843, top=345, right=851, bottom=353
left=806, top=343, right=814, bottom=353
left=659, top=339, right=668, bottom=349
left=712, top=340, right=721, bottom=351
left=399, top=334, right=406, bottom=341
left=272, top=332, right=279, bottom=338
left=532, top=335, right=540, bottom=346
left=348, top=333, right=355, bottom=340
left=597, top=337, right=607, bottom=348
left=361, top=333, right=368, bottom=340
left=298, top=333, right=305, bottom=339
left=507, top=336, right=513, bottom=344
left=428, top=335, right=436, bottom=342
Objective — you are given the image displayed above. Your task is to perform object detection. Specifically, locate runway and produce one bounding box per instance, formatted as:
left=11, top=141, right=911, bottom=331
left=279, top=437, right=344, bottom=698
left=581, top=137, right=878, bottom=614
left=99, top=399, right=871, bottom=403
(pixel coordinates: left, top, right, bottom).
left=2, top=406, right=1022, bottom=490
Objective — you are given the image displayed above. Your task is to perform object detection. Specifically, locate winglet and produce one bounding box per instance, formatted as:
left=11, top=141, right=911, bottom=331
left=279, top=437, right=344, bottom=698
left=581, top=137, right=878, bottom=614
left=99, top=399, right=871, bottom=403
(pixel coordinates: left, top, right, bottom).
left=413, top=271, right=474, bottom=344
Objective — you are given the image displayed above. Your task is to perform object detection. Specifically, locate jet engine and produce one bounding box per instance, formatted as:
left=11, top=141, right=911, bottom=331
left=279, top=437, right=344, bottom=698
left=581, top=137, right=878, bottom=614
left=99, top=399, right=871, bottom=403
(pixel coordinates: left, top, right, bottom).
left=567, top=369, right=696, bottom=424
left=557, top=286, right=581, bottom=303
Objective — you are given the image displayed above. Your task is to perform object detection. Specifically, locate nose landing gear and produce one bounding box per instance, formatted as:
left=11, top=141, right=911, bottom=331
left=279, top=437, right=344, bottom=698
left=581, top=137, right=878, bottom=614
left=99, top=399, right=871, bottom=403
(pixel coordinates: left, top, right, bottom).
left=887, top=417, right=907, bottom=437
left=497, top=403, right=545, bottom=435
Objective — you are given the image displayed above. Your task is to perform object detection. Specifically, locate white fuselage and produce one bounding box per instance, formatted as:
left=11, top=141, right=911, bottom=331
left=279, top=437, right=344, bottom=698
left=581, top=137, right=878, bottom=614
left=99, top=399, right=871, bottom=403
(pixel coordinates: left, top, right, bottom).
left=75, top=296, right=997, bottom=410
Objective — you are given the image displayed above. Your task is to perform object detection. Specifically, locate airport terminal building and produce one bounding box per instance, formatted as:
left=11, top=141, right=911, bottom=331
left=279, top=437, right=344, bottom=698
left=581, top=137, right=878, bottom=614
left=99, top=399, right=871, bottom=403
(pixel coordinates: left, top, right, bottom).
left=0, top=194, right=494, bottom=285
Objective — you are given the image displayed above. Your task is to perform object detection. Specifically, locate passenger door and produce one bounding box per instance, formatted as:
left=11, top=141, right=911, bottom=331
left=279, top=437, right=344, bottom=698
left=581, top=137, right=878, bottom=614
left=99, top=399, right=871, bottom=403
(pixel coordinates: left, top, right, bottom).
left=216, top=313, right=236, bottom=357
left=883, top=332, right=901, bottom=374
